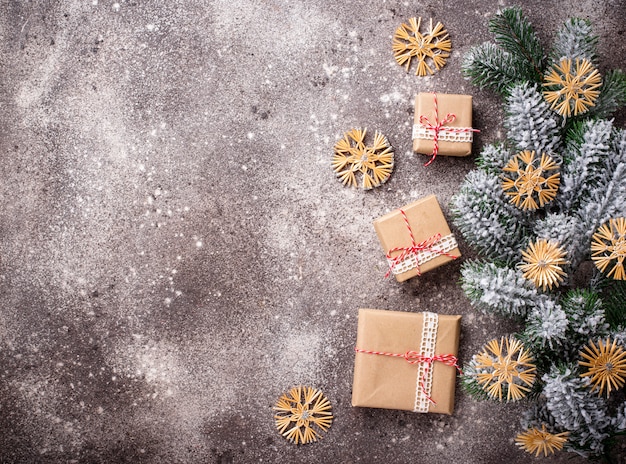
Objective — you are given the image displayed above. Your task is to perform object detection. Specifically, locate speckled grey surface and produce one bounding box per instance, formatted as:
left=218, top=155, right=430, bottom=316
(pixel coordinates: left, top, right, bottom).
left=1, top=1, right=625, bottom=463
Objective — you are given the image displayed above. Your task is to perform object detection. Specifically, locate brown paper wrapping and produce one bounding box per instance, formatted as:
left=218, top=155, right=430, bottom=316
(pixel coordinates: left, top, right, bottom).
left=413, top=92, right=474, bottom=157
left=352, top=309, right=461, bottom=415
left=373, top=195, right=461, bottom=282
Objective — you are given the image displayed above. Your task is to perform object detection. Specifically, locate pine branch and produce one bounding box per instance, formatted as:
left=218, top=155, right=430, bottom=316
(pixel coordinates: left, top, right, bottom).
left=461, top=260, right=540, bottom=319
left=520, top=397, right=564, bottom=432
left=523, top=297, right=568, bottom=352
left=575, top=128, right=626, bottom=237
left=516, top=330, right=555, bottom=375
left=534, top=213, right=589, bottom=270
left=559, top=289, right=610, bottom=360
left=475, top=143, right=512, bottom=174
left=505, top=82, right=562, bottom=155
left=558, top=119, right=614, bottom=213
left=589, top=69, right=626, bottom=119
left=462, top=42, right=533, bottom=95
left=542, top=367, right=613, bottom=456
left=489, top=7, right=545, bottom=83
left=452, top=169, right=531, bottom=264
left=457, top=8, right=626, bottom=456
left=460, top=368, right=491, bottom=401
left=598, top=278, right=626, bottom=329
left=551, top=17, right=598, bottom=63
left=563, top=119, right=587, bottom=151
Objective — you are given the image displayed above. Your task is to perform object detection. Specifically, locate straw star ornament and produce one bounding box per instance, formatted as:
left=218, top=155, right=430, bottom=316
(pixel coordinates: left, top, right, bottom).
left=472, top=336, right=536, bottom=402
left=579, top=338, right=626, bottom=397
left=519, top=239, right=567, bottom=291
left=501, top=150, right=560, bottom=211
left=273, top=386, right=333, bottom=444
left=543, top=57, right=602, bottom=117
left=590, top=217, right=626, bottom=280
left=392, top=17, right=451, bottom=76
left=332, top=128, right=394, bottom=189
left=515, top=424, right=569, bottom=457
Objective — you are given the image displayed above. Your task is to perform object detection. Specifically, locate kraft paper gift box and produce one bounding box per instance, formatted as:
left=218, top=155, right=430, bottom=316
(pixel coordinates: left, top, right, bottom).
left=352, top=308, right=462, bottom=415
left=373, top=195, right=461, bottom=282
left=412, top=92, right=476, bottom=161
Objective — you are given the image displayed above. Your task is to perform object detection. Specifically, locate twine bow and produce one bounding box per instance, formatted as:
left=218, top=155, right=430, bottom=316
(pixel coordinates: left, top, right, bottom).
left=354, top=348, right=463, bottom=405
left=418, top=93, right=480, bottom=167
left=384, top=209, right=457, bottom=278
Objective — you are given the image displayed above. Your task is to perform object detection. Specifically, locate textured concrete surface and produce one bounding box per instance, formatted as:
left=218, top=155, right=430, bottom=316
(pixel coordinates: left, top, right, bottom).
left=1, top=1, right=625, bottom=463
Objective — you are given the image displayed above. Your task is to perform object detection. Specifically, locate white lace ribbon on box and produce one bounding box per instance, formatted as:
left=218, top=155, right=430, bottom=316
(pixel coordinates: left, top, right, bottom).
left=414, top=311, right=438, bottom=413
left=387, top=233, right=458, bottom=276
left=412, top=124, right=476, bottom=143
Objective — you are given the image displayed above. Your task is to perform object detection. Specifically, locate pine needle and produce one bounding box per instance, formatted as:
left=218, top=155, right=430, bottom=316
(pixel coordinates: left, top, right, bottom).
left=462, top=42, right=529, bottom=95
left=488, top=7, right=545, bottom=82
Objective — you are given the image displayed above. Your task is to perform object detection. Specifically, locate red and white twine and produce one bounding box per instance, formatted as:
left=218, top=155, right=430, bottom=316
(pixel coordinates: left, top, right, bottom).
left=416, top=93, right=480, bottom=167
left=384, top=209, right=457, bottom=278
left=354, top=349, right=462, bottom=407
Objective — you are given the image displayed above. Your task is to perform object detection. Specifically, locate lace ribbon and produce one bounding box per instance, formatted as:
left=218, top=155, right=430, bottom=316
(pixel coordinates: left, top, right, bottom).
left=355, top=312, right=462, bottom=412
left=413, top=93, right=479, bottom=166
left=385, top=209, right=457, bottom=278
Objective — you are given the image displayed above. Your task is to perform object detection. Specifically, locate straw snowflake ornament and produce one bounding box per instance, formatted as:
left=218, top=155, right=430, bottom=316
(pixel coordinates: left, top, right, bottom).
left=454, top=7, right=626, bottom=458
left=392, top=17, right=451, bottom=76
left=501, top=150, right=560, bottom=211
left=579, top=338, right=626, bottom=397
left=273, top=386, right=333, bottom=445
left=332, top=128, right=394, bottom=189
left=515, top=425, right=569, bottom=457
left=543, top=58, right=602, bottom=117
left=590, top=217, right=626, bottom=280
left=470, top=336, right=536, bottom=402
left=519, top=239, right=567, bottom=291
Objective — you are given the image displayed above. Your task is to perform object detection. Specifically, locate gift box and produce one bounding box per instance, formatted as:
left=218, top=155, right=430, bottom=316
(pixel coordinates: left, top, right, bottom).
left=352, top=308, right=462, bottom=414
left=373, top=195, right=461, bottom=282
left=412, top=92, right=477, bottom=163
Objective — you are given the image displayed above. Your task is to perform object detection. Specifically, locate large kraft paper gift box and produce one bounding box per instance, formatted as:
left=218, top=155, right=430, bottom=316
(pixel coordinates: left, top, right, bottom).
left=373, top=195, right=461, bottom=282
left=352, top=309, right=462, bottom=414
left=412, top=92, right=476, bottom=159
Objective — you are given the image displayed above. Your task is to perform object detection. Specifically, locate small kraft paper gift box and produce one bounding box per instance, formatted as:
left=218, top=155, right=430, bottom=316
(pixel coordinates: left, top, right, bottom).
left=352, top=308, right=462, bottom=414
left=373, top=194, right=461, bottom=282
left=412, top=92, right=478, bottom=166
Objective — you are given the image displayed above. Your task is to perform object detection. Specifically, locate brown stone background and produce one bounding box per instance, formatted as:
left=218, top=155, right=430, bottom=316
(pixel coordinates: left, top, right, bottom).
left=1, top=1, right=625, bottom=462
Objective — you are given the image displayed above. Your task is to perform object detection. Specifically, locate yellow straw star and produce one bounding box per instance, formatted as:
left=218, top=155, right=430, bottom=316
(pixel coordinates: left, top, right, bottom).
left=273, top=386, right=333, bottom=444
left=501, top=150, right=560, bottom=211
left=591, top=218, right=626, bottom=280
left=392, top=17, right=451, bottom=76
left=515, top=424, right=569, bottom=457
left=579, top=338, right=626, bottom=397
left=332, top=128, right=394, bottom=189
left=473, top=336, right=536, bottom=402
left=519, top=239, right=568, bottom=291
left=543, top=58, right=601, bottom=117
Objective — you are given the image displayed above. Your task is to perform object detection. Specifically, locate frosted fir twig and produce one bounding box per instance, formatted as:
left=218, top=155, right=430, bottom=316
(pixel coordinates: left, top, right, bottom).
left=575, top=128, right=626, bottom=248
left=561, top=290, right=609, bottom=342
left=475, top=143, right=513, bottom=174
left=542, top=367, right=612, bottom=456
left=452, top=169, right=530, bottom=264
left=551, top=17, right=598, bottom=63
left=460, top=261, right=540, bottom=319
left=534, top=213, right=589, bottom=271
left=590, top=69, right=626, bottom=119
left=523, top=298, right=568, bottom=351
left=558, top=119, right=614, bottom=213
left=505, top=82, right=562, bottom=155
